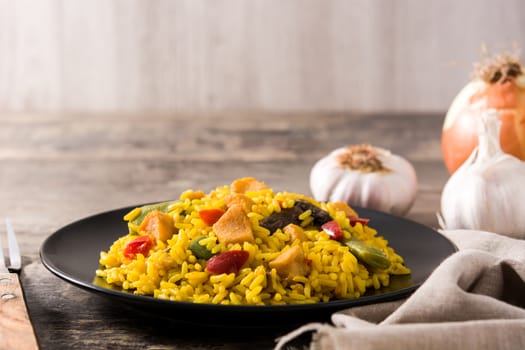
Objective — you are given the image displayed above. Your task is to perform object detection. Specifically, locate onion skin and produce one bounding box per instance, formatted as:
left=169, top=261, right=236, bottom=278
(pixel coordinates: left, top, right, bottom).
left=442, top=63, right=525, bottom=174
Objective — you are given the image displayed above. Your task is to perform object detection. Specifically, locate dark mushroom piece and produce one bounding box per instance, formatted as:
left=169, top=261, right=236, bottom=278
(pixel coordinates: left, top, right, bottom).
left=259, top=199, right=332, bottom=233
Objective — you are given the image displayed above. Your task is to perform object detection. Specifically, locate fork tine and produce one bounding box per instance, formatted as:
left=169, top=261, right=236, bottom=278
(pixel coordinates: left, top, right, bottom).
left=0, top=221, right=5, bottom=272
left=5, top=218, right=21, bottom=270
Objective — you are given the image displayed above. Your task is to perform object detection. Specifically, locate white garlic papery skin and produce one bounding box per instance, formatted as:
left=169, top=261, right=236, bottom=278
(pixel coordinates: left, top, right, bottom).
left=440, top=110, right=525, bottom=239
left=309, top=144, right=418, bottom=216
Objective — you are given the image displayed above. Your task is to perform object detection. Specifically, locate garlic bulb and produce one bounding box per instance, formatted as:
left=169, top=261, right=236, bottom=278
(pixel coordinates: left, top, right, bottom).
left=439, top=110, right=525, bottom=239
left=309, top=144, right=418, bottom=216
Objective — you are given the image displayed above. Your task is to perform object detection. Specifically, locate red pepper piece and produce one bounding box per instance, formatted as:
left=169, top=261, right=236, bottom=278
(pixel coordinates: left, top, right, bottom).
left=206, top=250, right=249, bottom=274
left=123, top=235, right=154, bottom=259
left=321, top=220, right=344, bottom=241
left=199, top=208, right=226, bottom=226
left=349, top=217, right=370, bottom=227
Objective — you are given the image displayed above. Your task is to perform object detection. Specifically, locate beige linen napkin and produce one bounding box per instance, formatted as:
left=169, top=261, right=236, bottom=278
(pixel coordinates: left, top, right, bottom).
left=275, top=230, right=525, bottom=350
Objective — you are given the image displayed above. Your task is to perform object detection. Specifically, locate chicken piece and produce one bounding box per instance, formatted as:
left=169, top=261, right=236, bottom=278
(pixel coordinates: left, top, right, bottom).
left=231, top=177, right=268, bottom=194
left=283, top=223, right=307, bottom=242
left=224, top=193, right=254, bottom=212
left=333, top=201, right=359, bottom=218
left=213, top=204, right=255, bottom=245
left=181, top=190, right=206, bottom=200
left=138, top=210, right=175, bottom=242
left=269, top=245, right=310, bottom=279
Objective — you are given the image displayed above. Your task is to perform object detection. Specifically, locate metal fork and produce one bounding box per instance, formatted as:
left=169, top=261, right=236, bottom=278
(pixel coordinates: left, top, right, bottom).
left=0, top=218, right=39, bottom=350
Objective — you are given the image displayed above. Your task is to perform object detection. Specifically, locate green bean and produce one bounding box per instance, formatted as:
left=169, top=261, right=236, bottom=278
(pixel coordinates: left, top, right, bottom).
left=190, top=237, right=214, bottom=260
left=343, top=238, right=391, bottom=270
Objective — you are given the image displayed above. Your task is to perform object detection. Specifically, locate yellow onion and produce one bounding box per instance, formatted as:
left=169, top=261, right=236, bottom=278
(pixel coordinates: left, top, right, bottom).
left=442, top=52, right=525, bottom=173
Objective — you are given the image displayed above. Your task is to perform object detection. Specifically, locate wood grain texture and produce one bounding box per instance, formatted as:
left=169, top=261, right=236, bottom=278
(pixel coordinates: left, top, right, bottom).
left=0, top=111, right=447, bottom=254
left=0, top=0, right=524, bottom=113
left=0, top=273, right=39, bottom=350
left=0, top=111, right=449, bottom=349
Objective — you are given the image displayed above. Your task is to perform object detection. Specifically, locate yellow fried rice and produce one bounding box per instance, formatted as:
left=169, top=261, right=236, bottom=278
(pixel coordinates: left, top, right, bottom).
left=96, top=178, right=410, bottom=305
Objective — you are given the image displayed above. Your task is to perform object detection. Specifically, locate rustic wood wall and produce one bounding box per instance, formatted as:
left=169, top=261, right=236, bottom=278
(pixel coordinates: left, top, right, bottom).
left=0, top=0, right=523, bottom=113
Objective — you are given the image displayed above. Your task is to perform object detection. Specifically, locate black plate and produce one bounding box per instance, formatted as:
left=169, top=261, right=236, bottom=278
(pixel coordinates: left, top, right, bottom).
left=40, top=205, right=456, bottom=329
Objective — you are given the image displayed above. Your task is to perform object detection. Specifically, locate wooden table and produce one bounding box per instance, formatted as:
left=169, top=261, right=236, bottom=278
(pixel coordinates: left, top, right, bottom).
left=0, top=111, right=450, bottom=349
